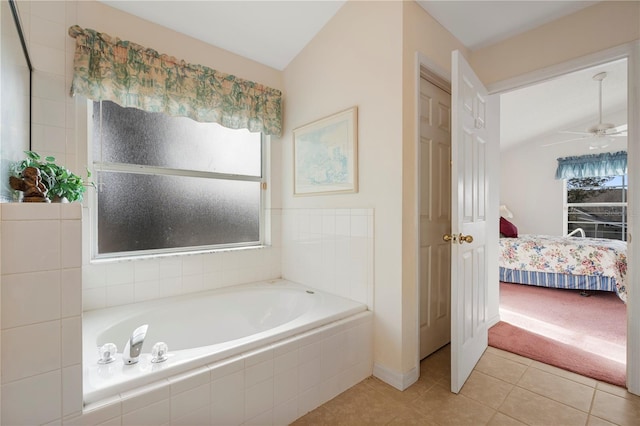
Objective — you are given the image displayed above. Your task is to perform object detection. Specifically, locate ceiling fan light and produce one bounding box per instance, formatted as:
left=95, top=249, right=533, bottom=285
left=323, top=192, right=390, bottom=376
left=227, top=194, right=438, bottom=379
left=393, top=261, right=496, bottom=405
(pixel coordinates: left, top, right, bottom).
left=587, top=123, right=615, bottom=134
left=589, top=137, right=611, bottom=150
left=554, top=71, right=625, bottom=149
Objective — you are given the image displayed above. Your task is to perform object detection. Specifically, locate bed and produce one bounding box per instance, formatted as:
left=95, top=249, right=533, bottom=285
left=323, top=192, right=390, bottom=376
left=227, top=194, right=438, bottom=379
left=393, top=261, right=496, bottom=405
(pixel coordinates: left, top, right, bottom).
left=498, top=234, right=628, bottom=302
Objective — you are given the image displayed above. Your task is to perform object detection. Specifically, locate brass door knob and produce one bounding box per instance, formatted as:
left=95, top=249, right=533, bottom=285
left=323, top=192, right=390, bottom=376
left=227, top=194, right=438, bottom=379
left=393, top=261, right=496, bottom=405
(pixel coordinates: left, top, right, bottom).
left=443, top=234, right=455, bottom=243
left=459, top=234, right=473, bottom=243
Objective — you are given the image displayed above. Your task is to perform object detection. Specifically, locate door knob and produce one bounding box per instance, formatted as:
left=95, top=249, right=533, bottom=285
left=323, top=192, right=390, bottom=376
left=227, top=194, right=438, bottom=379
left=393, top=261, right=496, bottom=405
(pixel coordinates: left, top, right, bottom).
left=443, top=234, right=456, bottom=243
left=459, top=234, right=473, bottom=243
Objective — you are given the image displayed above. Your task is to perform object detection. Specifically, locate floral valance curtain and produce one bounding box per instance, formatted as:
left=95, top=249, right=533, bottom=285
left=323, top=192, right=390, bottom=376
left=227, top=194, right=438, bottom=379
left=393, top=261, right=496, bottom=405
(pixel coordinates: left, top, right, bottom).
left=555, top=151, right=627, bottom=179
left=68, top=25, right=282, bottom=136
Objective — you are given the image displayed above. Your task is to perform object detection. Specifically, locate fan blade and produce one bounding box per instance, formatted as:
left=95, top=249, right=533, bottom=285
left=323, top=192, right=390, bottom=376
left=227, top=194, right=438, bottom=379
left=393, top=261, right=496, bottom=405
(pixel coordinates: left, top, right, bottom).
left=558, top=130, right=593, bottom=136
left=541, top=136, right=590, bottom=147
left=604, top=124, right=627, bottom=136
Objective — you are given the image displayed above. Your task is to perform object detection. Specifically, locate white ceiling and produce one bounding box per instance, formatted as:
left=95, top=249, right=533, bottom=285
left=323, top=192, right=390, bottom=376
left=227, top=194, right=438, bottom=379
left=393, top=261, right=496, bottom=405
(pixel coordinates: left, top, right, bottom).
left=98, top=1, right=625, bottom=150
left=501, top=59, right=627, bottom=150
left=416, top=1, right=598, bottom=50
left=99, top=0, right=346, bottom=70
left=100, top=1, right=600, bottom=70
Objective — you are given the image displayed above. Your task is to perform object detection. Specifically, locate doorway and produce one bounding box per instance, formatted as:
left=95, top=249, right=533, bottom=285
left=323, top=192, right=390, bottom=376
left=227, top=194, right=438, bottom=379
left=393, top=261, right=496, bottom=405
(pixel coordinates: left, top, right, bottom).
left=495, top=58, right=628, bottom=383
left=418, top=70, right=452, bottom=360
left=416, top=43, right=639, bottom=395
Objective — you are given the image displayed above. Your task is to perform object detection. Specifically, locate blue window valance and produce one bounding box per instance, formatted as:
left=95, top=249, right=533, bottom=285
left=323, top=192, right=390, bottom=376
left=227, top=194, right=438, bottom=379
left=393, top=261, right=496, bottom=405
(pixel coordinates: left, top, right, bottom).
left=555, top=151, right=627, bottom=179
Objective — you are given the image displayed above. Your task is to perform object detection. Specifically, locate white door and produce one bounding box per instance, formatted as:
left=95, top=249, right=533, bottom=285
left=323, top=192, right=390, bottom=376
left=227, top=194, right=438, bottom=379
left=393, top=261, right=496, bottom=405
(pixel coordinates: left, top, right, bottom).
left=449, top=51, right=496, bottom=393
left=419, top=76, right=452, bottom=359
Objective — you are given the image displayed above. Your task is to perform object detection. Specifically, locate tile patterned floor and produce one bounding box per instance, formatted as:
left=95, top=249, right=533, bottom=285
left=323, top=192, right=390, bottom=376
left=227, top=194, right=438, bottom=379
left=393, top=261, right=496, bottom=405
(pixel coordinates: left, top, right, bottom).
left=292, top=345, right=640, bottom=425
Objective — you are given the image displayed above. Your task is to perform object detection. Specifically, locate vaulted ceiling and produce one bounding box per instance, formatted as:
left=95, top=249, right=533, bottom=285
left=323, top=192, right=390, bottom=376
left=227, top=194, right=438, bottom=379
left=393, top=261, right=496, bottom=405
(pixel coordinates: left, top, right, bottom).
left=98, top=1, right=625, bottom=149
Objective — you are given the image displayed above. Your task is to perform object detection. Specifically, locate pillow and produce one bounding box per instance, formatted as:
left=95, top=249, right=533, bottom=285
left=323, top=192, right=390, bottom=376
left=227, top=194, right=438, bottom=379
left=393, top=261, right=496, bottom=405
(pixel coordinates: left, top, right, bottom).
left=500, top=216, right=518, bottom=238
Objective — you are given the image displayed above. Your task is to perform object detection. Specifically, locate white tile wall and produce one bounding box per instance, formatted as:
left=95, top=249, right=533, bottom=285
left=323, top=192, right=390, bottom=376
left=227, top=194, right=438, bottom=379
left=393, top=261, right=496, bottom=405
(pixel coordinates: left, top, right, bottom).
left=2, top=369, right=62, bottom=425
left=82, top=209, right=282, bottom=311
left=282, top=208, right=374, bottom=308
left=65, top=311, right=372, bottom=426
left=2, top=320, right=61, bottom=382
left=1, top=219, right=62, bottom=274
left=1, top=203, right=83, bottom=425
left=1, top=270, right=61, bottom=328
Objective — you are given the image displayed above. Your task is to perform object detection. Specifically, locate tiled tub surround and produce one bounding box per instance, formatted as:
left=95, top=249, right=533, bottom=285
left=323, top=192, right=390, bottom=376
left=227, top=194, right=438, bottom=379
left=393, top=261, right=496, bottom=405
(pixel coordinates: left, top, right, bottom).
left=1, top=203, right=83, bottom=425
left=72, top=309, right=373, bottom=425
left=281, top=208, right=374, bottom=308
left=81, top=207, right=374, bottom=313
left=82, top=279, right=367, bottom=404
left=81, top=209, right=283, bottom=311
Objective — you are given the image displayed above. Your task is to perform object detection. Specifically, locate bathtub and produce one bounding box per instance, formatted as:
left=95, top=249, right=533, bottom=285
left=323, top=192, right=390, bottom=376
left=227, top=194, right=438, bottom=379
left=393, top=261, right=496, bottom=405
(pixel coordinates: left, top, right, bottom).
left=82, top=279, right=369, bottom=406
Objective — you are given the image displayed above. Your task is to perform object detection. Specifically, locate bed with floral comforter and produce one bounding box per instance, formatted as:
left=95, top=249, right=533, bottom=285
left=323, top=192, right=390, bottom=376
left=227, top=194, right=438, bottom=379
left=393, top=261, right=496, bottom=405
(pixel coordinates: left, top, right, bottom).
left=499, top=234, right=627, bottom=303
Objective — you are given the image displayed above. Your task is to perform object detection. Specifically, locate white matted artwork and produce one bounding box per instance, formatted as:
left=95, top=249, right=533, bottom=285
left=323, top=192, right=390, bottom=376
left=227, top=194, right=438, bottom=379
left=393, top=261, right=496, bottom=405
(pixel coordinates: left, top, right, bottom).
left=293, top=106, right=358, bottom=195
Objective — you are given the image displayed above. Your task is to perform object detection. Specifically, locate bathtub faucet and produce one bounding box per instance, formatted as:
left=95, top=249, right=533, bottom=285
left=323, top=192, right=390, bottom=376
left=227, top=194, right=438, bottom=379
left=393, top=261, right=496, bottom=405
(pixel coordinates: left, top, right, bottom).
left=123, top=324, right=149, bottom=365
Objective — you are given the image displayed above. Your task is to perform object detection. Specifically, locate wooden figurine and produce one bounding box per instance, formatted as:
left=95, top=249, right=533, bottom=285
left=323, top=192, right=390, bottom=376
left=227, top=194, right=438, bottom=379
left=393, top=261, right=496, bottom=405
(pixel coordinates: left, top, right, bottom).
left=9, top=166, right=49, bottom=202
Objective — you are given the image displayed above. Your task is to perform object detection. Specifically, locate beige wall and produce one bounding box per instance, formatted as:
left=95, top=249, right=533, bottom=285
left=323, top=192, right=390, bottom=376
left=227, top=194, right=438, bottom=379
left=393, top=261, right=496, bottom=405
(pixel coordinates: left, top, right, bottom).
left=400, top=1, right=469, bottom=374
left=471, top=1, right=640, bottom=85
left=77, top=1, right=282, bottom=91
left=282, top=0, right=405, bottom=374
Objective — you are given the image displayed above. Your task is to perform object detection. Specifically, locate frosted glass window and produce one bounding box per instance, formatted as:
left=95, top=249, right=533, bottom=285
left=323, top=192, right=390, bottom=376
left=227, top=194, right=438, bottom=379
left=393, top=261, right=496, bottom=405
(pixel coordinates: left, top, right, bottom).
left=93, top=101, right=264, bottom=257
left=93, top=101, right=261, bottom=176
left=97, top=172, right=260, bottom=254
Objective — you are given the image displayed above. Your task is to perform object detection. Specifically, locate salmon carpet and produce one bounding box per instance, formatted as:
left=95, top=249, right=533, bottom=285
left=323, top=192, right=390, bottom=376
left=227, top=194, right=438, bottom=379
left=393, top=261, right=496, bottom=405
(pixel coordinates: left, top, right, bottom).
left=489, top=282, right=626, bottom=387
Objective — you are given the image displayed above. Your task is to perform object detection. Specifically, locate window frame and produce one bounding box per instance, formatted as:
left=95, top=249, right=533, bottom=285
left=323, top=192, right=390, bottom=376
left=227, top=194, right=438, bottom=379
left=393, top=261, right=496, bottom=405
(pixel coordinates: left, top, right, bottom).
left=563, top=174, right=627, bottom=241
left=88, top=100, right=268, bottom=260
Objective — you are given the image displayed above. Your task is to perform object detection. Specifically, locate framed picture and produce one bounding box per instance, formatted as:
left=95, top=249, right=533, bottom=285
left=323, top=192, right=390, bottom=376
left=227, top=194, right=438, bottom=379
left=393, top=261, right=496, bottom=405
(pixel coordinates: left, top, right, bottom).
left=293, top=106, right=358, bottom=196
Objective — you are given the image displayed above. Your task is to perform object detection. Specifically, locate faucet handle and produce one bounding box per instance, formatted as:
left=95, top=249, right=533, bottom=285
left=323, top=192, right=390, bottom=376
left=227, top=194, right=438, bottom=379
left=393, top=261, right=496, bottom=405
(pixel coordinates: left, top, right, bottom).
left=151, top=342, right=169, bottom=363
left=97, top=343, right=117, bottom=364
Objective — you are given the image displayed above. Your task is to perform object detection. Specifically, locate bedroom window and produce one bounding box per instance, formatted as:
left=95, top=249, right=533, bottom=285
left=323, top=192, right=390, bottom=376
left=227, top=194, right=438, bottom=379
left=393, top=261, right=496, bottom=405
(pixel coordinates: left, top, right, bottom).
left=566, top=175, right=627, bottom=241
left=91, top=100, right=265, bottom=258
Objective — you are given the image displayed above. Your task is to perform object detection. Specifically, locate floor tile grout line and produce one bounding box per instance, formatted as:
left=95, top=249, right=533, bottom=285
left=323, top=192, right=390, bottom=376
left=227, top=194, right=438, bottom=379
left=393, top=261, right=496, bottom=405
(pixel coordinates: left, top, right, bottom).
left=486, top=346, right=535, bottom=367
left=519, top=362, right=598, bottom=391
left=489, top=346, right=618, bottom=391
left=510, top=368, right=596, bottom=416
left=294, top=344, right=637, bottom=426
left=492, top=345, right=610, bottom=390
left=491, top=364, right=524, bottom=424
left=528, top=361, right=600, bottom=389
left=355, top=376, right=424, bottom=413
left=595, top=380, right=636, bottom=399
left=587, top=388, right=598, bottom=418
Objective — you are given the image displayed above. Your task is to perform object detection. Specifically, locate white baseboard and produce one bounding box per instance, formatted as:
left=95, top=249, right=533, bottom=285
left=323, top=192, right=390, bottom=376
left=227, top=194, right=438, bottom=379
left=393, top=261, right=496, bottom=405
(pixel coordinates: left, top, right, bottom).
left=488, top=313, right=501, bottom=328
left=373, top=363, right=419, bottom=391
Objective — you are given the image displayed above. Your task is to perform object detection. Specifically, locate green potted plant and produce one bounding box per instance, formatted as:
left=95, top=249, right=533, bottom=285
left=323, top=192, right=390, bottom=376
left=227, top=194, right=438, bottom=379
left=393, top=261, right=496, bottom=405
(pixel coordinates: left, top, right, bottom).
left=11, top=151, right=93, bottom=202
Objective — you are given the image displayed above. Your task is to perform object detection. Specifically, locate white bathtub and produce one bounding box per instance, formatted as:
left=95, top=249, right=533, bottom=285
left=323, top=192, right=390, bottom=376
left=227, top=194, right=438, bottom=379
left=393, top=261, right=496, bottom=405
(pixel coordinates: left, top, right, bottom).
left=82, top=279, right=368, bottom=405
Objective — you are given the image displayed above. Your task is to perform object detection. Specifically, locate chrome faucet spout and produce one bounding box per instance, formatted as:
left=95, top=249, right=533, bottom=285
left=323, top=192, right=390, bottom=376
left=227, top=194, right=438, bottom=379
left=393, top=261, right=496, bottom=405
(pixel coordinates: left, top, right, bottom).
left=123, top=324, right=148, bottom=365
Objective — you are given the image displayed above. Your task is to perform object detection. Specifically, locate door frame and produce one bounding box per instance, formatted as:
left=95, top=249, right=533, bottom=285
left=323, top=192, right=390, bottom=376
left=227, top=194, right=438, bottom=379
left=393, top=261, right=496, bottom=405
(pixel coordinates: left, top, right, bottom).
left=414, top=40, right=640, bottom=395
left=414, top=52, right=454, bottom=374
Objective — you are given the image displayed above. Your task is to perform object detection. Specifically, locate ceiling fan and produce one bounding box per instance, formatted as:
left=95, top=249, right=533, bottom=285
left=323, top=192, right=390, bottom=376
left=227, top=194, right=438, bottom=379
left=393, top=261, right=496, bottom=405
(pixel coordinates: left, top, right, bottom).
left=543, top=71, right=627, bottom=149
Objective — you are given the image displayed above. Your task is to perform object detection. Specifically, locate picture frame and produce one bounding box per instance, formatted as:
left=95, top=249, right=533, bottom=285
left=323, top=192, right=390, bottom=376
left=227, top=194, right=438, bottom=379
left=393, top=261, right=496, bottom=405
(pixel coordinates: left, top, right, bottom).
left=293, top=106, right=358, bottom=196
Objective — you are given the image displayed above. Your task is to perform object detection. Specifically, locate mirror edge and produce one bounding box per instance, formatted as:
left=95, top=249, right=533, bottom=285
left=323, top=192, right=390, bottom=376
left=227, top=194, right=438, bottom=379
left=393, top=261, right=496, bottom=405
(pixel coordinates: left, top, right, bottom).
left=8, top=0, right=32, bottom=151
